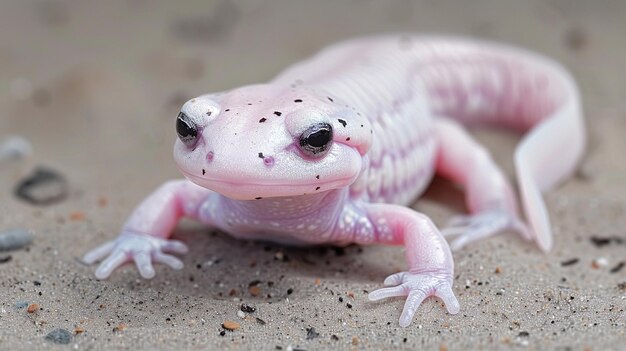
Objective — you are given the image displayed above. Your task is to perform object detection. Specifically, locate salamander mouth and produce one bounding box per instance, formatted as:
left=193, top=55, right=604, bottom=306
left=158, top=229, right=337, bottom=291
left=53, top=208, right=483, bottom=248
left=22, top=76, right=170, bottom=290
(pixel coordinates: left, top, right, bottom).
left=180, top=170, right=356, bottom=200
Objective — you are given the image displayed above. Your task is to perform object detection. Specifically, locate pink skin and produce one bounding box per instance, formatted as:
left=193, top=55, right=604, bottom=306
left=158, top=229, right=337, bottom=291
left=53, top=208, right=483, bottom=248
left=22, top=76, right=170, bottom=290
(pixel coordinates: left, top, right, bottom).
left=84, top=35, right=585, bottom=327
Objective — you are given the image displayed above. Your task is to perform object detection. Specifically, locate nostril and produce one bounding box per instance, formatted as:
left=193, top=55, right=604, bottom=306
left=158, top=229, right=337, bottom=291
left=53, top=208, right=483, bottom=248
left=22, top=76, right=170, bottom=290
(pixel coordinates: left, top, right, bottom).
left=206, top=151, right=214, bottom=162
left=263, top=156, right=275, bottom=167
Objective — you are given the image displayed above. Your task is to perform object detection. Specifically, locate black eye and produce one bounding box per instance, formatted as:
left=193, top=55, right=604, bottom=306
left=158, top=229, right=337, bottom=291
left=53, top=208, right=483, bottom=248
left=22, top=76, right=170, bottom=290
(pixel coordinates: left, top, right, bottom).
left=176, top=112, right=198, bottom=147
left=299, top=123, right=333, bottom=157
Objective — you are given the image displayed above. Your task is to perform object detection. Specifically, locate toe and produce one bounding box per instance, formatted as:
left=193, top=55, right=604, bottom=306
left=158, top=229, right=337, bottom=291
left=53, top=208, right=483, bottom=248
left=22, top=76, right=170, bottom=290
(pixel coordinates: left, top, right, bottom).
left=436, top=284, right=460, bottom=314
left=368, top=285, right=407, bottom=301
left=95, top=251, right=127, bottom=280
left=383, top=272, right=406, bottom=286
left=83, top=241, right=115, bottom=264
left=399, top=289, right=428, bottom=327
left=134, top=251, right=155, bottom=279
left=154, top=252, right=184, bottom=270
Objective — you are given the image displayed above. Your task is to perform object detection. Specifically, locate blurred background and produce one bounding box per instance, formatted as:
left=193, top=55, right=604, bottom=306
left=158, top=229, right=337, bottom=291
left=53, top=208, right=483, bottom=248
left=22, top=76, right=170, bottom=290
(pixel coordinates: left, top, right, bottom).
left=1, top=1, right=625, bottom=350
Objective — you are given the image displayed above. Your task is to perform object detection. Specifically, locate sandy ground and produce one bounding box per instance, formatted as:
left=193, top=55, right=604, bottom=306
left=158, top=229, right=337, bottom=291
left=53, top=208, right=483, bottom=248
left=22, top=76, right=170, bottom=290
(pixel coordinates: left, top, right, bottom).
left=0, top=1, right=625, bottom=350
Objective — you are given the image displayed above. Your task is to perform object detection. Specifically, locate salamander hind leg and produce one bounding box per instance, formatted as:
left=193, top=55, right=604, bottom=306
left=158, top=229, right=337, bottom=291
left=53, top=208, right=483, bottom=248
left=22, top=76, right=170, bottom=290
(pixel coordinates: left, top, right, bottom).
left=434, top=117, right=532, bottom=251
left=442, top=208, right=531, bottom=251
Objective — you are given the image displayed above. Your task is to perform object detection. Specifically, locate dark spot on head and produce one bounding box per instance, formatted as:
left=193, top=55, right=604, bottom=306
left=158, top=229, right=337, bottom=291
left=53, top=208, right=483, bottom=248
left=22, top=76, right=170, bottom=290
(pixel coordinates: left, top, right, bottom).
left=338, top=119, right=347, bottom=127
left=370, top=129, right=373, bottom=134
left=315, top=186, right=320, bottom=191
left=259, top=118, right=266, bottom=123
left=258, top=152, right=264, bottom=159
left=294, top=99, right=302, bottom=103
left=315, top=175, right=320, bottom=179
left=247, top=103, right=252, bottom=105
left=361, top=124, right=364, bottom=127
left=202, top=169, right=206, bottom=175
left=206, top=110, right=212, bottom=116
left=346, top=137, right=350, bottom=141
left=273, top=111, right=282, bottom=116
left=327, top=97, right=334, bottom=102
left=255, top=197, right=262, bottom=200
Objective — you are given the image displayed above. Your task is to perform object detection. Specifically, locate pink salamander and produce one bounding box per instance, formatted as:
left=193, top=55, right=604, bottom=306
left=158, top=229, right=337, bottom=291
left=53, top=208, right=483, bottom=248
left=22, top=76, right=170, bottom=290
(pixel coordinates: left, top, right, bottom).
left=84, top=35, right=585, bottom=327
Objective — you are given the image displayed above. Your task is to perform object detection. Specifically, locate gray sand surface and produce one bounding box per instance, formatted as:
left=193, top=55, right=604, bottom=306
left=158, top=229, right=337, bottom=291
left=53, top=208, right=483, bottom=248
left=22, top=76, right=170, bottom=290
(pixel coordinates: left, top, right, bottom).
left=0, top=1, right=624, bottom=350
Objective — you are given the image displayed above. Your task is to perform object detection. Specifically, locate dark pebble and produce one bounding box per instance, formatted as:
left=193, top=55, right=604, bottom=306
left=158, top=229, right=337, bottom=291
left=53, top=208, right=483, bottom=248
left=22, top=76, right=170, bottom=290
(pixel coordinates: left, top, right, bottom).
left=287, top=288, right=293, bottom=295
left=0, top=228, right=34, bottom=252
left=306, top=327, right=319, bottom=340
left=610, top=261, right=625, bottom=273
left=346, top=303, right=352, bottom=309
left=45, top=328, right=72, bottom=344
left=0, top=255, right=12, bottom=264
left=338, top=297, right=343, bottom=302
left=331, top=334, right=339, bottom=341
left=240, top=304, right=256, bottom=313
left=590, top=236, right=623, bottom=247
left=561, top=258, right=579, bottom=266
left=518, top=331, right=530, bottom=337
left=219, top=330, right=226, bottom=336
left=14, top=168, right=68, bottom=206
left=255, top=317, right=266, bottom=325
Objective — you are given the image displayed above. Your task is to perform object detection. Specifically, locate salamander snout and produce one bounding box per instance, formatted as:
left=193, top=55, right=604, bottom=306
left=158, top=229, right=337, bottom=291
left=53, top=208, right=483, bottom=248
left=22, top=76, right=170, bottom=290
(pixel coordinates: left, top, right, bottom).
left=176, top=112, right=199, bottom=148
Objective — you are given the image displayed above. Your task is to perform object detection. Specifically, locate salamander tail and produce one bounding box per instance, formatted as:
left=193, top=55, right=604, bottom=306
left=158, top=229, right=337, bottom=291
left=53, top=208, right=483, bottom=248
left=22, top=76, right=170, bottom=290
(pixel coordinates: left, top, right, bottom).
left=513, top=75, right=585, bottom=251
left=421, top=38, right=586, bottom=251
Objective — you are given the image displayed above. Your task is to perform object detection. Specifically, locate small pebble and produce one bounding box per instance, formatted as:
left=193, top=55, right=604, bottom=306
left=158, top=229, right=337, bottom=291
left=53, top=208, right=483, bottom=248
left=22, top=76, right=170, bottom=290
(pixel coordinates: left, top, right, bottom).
left=0, top=228, right=34, bottom=252
left=14, top=301, right=28, bottom=309
left=255, top=317, right=266, bottom=325
left=0, top=136, right=32, bottom=164
left=14, top=167, right=68, bottom=205
left=610, top=262, right=625, bottom=274
left=591, top=257, right=608, bottom=269
left=112, top=323, right=127, bottom=332
left=237, top=310, right=245, bottom=319
left=561, top=258, right=579, bottom=267
left=45, top=328, right=72, bottom=344
left=306, top=327, right=319, bottom=340
left=0, top=255, right=12, bottom=264
left=249, top=286, right=261, bottom=297
left=222, top=320, right=240, bottom=330
left=74, top=327, right=85, bottom=334
left=27, top=303, right=39, bottom=313
left=240, top=304, right=256, bottom=313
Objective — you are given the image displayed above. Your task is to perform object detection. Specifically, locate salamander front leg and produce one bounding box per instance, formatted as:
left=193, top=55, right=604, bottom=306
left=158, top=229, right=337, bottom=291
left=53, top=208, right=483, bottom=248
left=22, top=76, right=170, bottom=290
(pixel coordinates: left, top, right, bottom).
left=435, top=117, right=531, bottom=250
left=357, top=204, right=460, bottom=327
left=83, top=180, right=217, bottom=279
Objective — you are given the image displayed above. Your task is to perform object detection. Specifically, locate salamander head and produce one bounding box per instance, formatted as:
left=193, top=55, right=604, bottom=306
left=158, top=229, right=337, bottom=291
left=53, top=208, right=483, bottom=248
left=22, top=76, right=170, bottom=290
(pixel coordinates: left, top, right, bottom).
left=173, top=84, right=372, bottom=200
